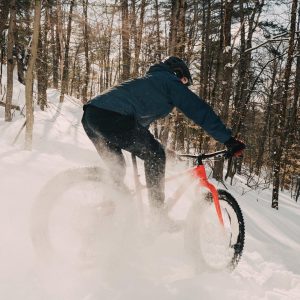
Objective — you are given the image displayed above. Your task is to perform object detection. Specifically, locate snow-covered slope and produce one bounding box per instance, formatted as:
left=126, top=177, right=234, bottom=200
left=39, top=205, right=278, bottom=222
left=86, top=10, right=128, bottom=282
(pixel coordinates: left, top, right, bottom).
left=1, top=75, right=300, bottom=300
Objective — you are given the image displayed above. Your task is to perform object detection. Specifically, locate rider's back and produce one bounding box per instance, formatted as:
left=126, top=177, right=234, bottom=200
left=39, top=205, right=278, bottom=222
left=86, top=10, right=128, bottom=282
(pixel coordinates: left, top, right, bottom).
left=85, top=62, right=232, bottom=143
left=85, top=63, right=177, bottom=127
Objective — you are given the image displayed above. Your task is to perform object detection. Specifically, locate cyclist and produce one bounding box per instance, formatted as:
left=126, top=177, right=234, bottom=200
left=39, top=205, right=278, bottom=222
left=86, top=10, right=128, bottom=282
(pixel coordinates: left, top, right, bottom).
left=81, top=56, right=245, bottom=210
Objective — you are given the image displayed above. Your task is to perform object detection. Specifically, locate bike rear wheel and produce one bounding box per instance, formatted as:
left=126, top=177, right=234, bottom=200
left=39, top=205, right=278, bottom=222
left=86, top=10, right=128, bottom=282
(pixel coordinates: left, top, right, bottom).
left=30, top=167, right=133, bottom=268
left=184, top=189, right=245, bottom=271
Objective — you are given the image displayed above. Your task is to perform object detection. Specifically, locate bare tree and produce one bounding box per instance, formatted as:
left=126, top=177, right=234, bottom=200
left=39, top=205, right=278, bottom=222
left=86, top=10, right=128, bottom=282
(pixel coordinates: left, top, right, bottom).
left=213, top=0, right=236, bottom=181
left=131, top=0, right=146, bottom=77
left=272, top=0, right=298, bottom=209
left=25, top=0, right=42, bottom=150
left=121, top=0, right=130, bottom=80
left=5, top=0, right=16, bottom=122
left=167, top=0, right=187, bottom=151
left=154, top=0, right=162, bottom=61
left=49, top=3, right=59, bottom=89
left=60, top=0, right=75, bottom=102
left=82, top=0, right=90, bottom=103
left=37, top=1, right=50, bottom=111
left=0, top=0, right=10, bottom=36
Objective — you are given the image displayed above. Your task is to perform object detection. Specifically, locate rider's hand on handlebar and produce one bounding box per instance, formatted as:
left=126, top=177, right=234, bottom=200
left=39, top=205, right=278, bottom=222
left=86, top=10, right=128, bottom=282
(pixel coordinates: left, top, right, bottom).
left=224, top=137, right=246, bottom=158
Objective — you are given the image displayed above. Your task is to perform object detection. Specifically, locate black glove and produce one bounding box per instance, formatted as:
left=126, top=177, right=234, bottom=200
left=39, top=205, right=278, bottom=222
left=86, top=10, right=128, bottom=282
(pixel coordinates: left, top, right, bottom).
left=224, top=137, right=246, bottom=158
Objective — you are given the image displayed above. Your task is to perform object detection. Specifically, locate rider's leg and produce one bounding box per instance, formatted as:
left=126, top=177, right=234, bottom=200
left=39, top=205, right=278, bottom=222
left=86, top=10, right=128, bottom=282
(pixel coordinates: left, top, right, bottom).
left=81, top=107, right=127, bottom=186
left=82, top=105, right=166, bottom=207
left=122, top=125, right=166, bottom=208
left=90, top=136, right=126, bottom=186
left=120, top=126, right=183, bottom=232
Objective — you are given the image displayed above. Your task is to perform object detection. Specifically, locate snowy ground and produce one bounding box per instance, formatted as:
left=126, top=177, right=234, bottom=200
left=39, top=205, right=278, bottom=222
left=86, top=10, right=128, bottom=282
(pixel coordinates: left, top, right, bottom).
left=1, top=76, right=300, bottom=300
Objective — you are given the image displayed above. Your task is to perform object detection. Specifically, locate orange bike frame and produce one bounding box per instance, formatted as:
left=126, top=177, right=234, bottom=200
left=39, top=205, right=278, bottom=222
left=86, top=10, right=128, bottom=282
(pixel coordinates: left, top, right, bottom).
left=132, top=155, right=225, bottom=227
left=163, top=165, right=224, bottom=226
left=192, top=165, right=224, bottom=226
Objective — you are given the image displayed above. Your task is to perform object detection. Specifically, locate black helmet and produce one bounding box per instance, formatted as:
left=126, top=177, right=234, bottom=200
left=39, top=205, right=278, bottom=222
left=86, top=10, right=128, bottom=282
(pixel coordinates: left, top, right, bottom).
left=162, top=56, right=193, bottom=86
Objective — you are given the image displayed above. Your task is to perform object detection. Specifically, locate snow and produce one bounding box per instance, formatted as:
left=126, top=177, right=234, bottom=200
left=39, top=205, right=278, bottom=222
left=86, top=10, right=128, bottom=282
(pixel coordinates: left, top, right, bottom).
left=1, top=71, right=300, bottom=300
left=223, top=46, right=231, bottom=53
left=224, top=63, right=234, bottom=69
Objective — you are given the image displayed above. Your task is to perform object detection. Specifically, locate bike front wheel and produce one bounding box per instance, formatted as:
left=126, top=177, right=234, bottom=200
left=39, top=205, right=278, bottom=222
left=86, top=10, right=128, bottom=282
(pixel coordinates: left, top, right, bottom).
left=184, top=189, right=245, bottom=271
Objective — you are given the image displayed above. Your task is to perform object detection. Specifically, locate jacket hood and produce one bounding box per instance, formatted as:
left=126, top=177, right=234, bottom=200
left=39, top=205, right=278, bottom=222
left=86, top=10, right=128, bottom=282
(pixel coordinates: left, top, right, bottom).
left=146, top=63, right=175, bottom=76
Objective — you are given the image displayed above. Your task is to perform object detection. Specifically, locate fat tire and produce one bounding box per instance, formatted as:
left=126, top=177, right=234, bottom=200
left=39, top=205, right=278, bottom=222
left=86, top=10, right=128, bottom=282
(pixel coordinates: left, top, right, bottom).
left=217, top=189, right=245, bottom=270
left=184, top=188, right=245, bottom=271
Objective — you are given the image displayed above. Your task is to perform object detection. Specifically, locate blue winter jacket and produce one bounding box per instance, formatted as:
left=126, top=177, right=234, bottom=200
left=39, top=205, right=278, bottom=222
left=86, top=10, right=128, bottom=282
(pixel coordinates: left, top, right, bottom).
left=85, top=63, right=232, bottom=143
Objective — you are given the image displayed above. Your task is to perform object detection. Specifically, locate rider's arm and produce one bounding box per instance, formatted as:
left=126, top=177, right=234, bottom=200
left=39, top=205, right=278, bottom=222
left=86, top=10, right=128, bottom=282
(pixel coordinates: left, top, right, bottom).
left=166, top=77, right=232, bottom=144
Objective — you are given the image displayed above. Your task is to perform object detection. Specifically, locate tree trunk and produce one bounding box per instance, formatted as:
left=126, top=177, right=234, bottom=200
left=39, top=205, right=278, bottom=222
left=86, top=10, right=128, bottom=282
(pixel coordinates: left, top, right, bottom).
left=255, top=58, right=278, bottom=174
left=50, top=4, right=59, bottom=89
left=70, top=43, right=81, bottom=96
left=103, top=2, right=116, bottom=90
left=37, top=3, right=49, bottom=111
left=200, top=0, right=211, bottom=100
left=0, top=0, right=10, bottom=36
left=281, top=5, right=300, bottom=188
left=272, top=0, right=298, bottom=209
left=60, top=0, right=75, bottom=102
left=160, top=0, right=183, bottom=146
left=56, top=0, right=64, bottom=86
left=82, top=0, right=90, bottom=103
left=211, top=0, right=224, bottom=106
left=0, top=32, right=5, bottom=95
left=154, top=0, right=162, bottom=61
left=14, top=29, right=25, bottom=84
left=132, top=0, right=146, bottom=77
left=213, top=0, right=235, bottom=181
left=169, top=0, right=187, bottom=151
left=225, top=0, right=264, bottom=181
left=25, top=0, right=41, bottom=150
left=200, top=0, right=206, bottom=97
left=232, top=0, right=264, bottom=134
left=5, top=0, right=16, bottom=122
left=169, top=0, right=178, bottom=56
left=121, top=0, right=130, bottom=80
left=220, top=0, right=235, bottom=123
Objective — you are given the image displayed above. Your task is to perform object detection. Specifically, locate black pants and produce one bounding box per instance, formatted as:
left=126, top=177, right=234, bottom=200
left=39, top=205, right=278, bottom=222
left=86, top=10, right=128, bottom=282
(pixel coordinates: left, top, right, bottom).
left=81, top=105, right=166, bottom=207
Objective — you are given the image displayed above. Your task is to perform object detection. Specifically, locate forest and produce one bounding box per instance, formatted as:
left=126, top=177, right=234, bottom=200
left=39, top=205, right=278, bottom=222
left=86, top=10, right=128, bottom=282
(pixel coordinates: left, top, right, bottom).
left=0, top=0, right=299, bottom=208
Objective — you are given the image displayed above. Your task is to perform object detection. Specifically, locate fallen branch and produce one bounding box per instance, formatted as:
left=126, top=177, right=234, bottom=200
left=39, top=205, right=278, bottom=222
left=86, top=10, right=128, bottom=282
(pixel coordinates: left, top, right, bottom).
left=0, top=101, right=20, bottom=111
left=12, top=120, right=26, bottom=146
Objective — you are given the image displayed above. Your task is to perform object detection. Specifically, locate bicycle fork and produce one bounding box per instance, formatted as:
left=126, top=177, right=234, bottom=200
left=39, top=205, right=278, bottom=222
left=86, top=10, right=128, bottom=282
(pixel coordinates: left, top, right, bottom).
left=193, top=165, right=224, bottom=226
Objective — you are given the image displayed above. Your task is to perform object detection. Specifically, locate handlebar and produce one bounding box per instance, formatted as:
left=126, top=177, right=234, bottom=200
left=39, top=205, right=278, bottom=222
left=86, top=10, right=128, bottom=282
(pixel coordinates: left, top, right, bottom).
left=178, top=149, right=228, bottom=165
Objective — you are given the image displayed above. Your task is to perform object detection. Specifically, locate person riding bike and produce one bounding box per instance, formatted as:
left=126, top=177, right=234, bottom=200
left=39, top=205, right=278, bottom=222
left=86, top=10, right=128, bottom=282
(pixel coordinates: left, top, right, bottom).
left=81, top=56, right=245, bottom=210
